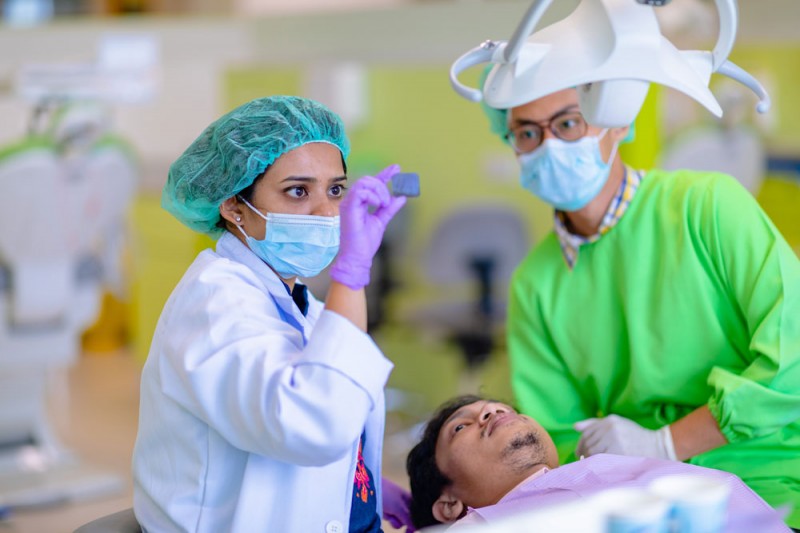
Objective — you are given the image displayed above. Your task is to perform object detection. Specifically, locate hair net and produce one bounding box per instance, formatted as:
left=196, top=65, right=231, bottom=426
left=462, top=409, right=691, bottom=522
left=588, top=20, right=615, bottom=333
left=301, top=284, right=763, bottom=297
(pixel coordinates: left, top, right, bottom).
left=478, top=65, right=636, bottom=146
left=162, top=95, right=350, bottom=236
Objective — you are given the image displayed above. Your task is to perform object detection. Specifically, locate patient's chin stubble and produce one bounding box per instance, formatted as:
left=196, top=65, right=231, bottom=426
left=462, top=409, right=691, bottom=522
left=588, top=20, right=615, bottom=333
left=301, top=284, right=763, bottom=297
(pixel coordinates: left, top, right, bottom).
left=502, top=432, right=545, bottom=472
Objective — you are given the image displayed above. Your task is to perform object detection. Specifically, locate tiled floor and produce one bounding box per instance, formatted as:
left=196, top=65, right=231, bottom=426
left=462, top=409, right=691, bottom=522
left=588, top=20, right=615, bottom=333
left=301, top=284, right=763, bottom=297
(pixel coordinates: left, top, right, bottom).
left=0, top=350, right=411, bottom=533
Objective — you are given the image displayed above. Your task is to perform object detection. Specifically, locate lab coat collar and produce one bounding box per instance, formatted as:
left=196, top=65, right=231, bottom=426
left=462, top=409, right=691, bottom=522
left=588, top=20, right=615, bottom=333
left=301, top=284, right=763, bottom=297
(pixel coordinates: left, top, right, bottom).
left=215, top=231, right=315, bottom=339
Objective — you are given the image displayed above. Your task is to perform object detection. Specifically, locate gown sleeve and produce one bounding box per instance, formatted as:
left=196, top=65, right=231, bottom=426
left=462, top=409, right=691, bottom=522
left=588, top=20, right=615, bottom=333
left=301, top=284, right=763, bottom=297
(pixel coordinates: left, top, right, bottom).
left=699, top=174, right=800, bottom=443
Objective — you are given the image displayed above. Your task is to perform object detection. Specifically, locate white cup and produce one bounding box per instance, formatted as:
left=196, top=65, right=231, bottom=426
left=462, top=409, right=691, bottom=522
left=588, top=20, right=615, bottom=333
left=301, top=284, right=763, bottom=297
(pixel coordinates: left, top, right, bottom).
left=649, top=474, right=731, bottom=533
left=593, top=487, right=671, bottom=533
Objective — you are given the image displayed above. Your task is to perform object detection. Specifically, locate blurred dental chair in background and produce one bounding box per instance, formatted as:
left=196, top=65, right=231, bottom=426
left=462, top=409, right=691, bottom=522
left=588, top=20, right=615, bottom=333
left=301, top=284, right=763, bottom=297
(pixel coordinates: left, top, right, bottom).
left=659, top=80, right=768, bottom=195
left=0, top=100, right=137, bottom=511
left=413, top=204, right=530, bottom=393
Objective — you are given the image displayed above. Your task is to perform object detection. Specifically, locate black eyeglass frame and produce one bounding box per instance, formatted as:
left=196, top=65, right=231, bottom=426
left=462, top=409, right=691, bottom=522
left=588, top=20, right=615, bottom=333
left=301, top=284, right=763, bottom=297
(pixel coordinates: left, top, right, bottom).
left=504, top=108, right=589, bottom=154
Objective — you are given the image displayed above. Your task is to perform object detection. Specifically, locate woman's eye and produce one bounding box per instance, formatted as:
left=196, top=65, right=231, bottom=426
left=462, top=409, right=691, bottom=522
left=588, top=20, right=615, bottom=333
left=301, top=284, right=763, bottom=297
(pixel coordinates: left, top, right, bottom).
left=329, top=184, right=346, bottom=198
left=287, top=186, right=307, bottom=199
left=454, top=424, right=465, bottom=433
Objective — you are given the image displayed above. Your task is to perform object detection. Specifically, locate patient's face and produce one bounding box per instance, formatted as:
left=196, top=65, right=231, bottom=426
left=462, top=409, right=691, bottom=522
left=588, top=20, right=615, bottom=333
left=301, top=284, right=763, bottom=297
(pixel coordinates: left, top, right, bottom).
left=435, top=400, right=558, bottom=509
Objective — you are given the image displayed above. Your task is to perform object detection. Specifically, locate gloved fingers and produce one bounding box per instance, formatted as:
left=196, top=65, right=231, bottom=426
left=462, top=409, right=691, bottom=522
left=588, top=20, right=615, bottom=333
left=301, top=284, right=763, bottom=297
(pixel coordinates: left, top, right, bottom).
left=384, top=515, right=402, bottom=529
left=343, top=182, right=387, bottom=214
left=576, top=437, right=592, bottom=458
left=374, top=163, right=401, bottom=184
left=600, top=415, right=642, bottom=436
left=343, top=177, right=381, bottom=206
left=603, top=414, right=636, bottom=430
left=373, top=195, right=406, bottom=226
left=381, top=477, right=415, bottom=531
left=577, top=433, right=609, bottom=457
left=346, top=176, right=392, bottom=210
left=577, top=428, right=608, bottom=455
left=384, top=514, right=414, bottom=530
left=381, top=476, right=406, bottom=495
left=578, top=425, right=607, bottom=447
left=574, top=418, right=610, bottom=457
left=573, top=418, right=600, bottom=431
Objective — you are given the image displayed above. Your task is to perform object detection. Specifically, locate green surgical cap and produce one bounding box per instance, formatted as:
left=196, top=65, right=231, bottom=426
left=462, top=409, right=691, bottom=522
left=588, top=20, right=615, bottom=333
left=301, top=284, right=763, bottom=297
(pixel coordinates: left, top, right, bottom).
left=162, top=95, right=350, bottom=236
left=478, top=65, right=636, bottom=146
left=621, top=122, right=636, bottom=144
left=479, top=65, right=511, bottom=145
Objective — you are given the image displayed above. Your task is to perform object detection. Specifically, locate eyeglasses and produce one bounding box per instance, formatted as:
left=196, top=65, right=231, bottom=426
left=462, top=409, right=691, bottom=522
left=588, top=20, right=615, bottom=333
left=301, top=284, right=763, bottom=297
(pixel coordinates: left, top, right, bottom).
left=505, top=109, right=588, bottom=154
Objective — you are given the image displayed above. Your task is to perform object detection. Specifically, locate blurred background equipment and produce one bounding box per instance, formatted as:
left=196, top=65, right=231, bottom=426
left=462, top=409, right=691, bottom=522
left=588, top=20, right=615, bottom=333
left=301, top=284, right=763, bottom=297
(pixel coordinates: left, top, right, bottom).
left=659, top=80, right=768, bottom=195
left=0, top=96, right=138, bottom=510
left=411, top=204, right=530, bottom=393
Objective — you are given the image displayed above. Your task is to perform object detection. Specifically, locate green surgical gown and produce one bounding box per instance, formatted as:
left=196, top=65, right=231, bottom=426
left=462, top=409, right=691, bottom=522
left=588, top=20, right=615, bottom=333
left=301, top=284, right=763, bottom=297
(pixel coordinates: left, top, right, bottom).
left=508, top=169, right=800, bottom=526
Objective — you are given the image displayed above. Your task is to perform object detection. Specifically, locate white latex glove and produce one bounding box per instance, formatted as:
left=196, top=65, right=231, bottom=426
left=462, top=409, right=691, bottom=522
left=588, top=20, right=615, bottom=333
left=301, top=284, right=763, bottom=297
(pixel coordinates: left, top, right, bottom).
left=574, top=415, right=677, bottom=460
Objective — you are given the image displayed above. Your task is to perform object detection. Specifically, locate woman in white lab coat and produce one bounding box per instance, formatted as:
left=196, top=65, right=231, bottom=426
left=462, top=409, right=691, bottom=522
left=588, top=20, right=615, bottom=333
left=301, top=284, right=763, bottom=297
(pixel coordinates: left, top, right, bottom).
left=132, top=96, right=411, bottom=532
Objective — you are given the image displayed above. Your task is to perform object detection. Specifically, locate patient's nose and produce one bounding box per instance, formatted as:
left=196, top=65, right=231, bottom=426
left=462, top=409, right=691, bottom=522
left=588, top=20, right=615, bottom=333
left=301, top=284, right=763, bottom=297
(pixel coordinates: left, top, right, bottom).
left=479, top=403, right=507, bottom=423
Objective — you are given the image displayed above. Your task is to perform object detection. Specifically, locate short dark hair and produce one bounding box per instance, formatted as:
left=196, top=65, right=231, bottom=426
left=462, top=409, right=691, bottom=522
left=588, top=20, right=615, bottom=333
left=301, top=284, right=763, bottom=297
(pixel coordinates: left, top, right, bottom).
left=406, top=394, right=485, bottom=529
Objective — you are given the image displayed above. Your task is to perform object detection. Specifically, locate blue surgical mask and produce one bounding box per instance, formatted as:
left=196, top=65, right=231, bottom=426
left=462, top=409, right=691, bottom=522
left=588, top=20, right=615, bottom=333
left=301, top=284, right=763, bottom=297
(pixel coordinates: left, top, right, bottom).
left=237, top=199, right=340, bottom=279
left=518, top=129, right=618, bottom=211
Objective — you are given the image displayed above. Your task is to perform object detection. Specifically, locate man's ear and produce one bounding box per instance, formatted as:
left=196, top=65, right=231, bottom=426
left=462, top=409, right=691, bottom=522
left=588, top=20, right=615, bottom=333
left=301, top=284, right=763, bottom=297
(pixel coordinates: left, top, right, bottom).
left=432, top=489, right=466, bottom=524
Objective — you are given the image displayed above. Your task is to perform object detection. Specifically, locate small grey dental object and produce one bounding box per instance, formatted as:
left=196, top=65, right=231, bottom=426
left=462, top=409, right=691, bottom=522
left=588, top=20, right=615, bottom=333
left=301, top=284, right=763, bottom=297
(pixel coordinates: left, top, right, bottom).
left=390, top=172, right=420, bottom=197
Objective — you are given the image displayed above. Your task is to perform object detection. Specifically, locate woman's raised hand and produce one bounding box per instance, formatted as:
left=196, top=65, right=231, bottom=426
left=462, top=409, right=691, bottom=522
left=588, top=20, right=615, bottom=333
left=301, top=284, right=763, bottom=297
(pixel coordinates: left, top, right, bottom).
left=329, top=164, right=407, bottom=290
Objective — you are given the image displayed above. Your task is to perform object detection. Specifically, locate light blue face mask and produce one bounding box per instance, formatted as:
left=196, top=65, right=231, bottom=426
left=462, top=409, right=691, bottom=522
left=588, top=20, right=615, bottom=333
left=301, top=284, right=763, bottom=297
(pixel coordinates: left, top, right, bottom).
left=518, top=129, right=618, bottom=212
left=237, top=198, right=340, bottom=279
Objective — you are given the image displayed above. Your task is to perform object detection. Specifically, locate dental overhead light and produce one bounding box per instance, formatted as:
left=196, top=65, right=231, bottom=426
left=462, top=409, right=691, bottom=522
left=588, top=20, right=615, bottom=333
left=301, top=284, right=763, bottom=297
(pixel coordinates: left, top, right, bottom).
left=450, top=0, right=770, bottom=128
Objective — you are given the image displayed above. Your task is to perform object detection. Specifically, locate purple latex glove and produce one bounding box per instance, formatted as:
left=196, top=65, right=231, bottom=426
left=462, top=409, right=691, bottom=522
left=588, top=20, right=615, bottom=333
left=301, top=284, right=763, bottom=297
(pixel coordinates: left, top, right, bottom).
left=330, top=164, right=407, bottom=290
left=381, top=477, right=416, bottom=532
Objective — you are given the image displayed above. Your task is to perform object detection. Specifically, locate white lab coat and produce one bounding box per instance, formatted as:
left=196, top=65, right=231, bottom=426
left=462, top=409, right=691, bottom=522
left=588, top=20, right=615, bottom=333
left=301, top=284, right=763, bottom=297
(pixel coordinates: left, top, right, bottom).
left=132, top=232, right=393, bottom=532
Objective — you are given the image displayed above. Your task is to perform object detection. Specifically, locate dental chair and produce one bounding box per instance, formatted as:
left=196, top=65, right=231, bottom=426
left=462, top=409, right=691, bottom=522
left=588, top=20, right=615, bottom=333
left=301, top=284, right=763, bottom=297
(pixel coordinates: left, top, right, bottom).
left=414, top=204, right=530, bottom=393
left=0, top=101, right=137, bottom=510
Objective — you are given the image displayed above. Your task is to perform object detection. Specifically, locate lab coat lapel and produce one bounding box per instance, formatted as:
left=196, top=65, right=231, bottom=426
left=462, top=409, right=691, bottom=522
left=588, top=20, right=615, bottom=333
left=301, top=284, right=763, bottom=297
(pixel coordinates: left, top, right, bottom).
left=215, top=232, right=313, bottom=341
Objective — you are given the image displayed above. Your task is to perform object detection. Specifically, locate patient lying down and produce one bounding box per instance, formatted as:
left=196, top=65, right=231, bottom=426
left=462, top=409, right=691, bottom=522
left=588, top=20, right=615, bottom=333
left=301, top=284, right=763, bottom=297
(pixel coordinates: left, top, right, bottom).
left=406, top=395, right=789, bottom=531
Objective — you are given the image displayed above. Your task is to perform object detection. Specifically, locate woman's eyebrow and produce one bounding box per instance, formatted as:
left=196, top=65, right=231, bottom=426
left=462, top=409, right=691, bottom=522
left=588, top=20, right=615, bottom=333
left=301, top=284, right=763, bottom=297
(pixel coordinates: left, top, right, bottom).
left=280, top=175, right=347, bottom=183
left=280, top=176, right=316, bottom=183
